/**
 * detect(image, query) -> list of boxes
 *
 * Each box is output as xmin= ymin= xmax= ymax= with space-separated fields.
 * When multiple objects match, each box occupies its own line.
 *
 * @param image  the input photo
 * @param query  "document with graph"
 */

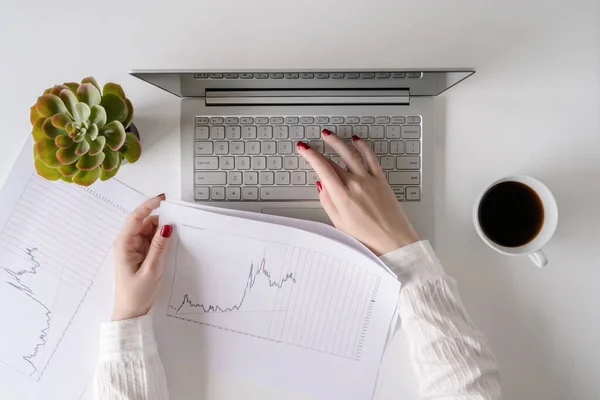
xmin=0 ymin=138 xmax=146 ymax=399
xmin=157 ymin=201 xmax=401 ymax=400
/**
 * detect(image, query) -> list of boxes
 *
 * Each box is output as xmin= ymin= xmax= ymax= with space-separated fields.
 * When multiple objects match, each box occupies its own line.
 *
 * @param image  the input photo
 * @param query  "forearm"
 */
xmin=93 ymin=315 xmax=169 ymax=400
xmin=381 ymin=241 xmax=501 ymax=399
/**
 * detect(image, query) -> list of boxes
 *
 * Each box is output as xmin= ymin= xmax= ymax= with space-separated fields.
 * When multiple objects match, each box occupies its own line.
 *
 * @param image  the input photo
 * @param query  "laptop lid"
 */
xmin=130 ymin=69 xmax=474 ymax=98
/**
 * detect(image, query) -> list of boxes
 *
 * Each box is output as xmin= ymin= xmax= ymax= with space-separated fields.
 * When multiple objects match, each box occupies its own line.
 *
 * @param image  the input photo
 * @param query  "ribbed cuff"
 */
xmin=379 ymin=240 xmax=445 ymax=286
xmin=99 ymin=314 xmax=158 ymax=358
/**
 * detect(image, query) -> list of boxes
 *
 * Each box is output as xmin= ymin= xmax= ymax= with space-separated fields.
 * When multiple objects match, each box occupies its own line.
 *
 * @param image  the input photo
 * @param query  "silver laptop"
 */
xmin=130 ymin=69 xmax=474 ymax=238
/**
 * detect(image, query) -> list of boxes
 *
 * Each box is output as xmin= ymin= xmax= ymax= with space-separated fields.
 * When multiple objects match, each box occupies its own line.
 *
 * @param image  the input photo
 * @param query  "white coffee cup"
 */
xmin=473 ymin=175 xmax=558 ymax=267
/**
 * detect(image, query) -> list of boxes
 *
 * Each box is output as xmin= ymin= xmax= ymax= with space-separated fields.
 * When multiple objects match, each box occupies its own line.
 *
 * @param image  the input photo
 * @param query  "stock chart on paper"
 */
xmin=167 ymin=225 xmax=380 ymax=360
xmin=0 ymin=175 xmax=127 ymax=381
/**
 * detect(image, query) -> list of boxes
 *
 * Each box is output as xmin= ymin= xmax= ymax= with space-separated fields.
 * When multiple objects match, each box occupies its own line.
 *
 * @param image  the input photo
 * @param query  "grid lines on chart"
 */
xmin=167 ymin=225 xmax=380 ymax=361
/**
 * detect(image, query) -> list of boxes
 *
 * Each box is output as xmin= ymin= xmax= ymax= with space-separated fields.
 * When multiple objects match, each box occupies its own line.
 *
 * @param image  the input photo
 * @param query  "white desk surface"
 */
xmin=1 ymin=0 xmax=599 ymax=399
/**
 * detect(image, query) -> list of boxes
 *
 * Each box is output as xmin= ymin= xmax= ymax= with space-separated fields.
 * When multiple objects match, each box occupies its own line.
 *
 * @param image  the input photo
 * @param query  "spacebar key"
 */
xmin=260 ymin=187 xmax=320 ymax=200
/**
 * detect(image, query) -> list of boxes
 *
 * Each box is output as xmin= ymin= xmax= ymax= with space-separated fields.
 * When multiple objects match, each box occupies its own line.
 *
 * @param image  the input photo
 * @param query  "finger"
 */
xmin=140 ymin=215 xmax=159 ymax=238
xmin=296 ymin=141 xmax=346 ymax=194
xmin=351 ymin=135 xmax=384 ymax=178
xmin=321 ymin=129 xmax=365 ymax=175
xmin=122 ymin=194 xmax=165 ymax=236
xmin=316 ymin=181 xmax=343 ymax=228
xmin=140 ymin=224 xmax=173 ymax=275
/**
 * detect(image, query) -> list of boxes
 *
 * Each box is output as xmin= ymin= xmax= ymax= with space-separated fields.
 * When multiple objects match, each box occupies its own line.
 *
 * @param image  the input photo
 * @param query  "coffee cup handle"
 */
xmin=529 ymin=250 xmax=548 ymax=268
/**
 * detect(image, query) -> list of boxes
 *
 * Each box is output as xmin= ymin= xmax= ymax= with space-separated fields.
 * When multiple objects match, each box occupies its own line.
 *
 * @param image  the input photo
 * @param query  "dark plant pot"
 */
xmin=126 ymin=122 xmax=140 ymax=140
xmin=122 ymin=123 xmax=140 ymax=165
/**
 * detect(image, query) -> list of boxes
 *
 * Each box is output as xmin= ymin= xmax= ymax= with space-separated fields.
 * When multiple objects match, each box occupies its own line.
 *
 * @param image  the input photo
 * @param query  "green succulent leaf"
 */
xmin=35 ymin=138 xmax=61 ymax=167
xmin=123 ymin=98 xmax=134 ymax=129
xmin=72 ymin=102 xmax=91 ymax=123
xmin=89 ymin=136 xmax=106 ymax=156
xmin=60 ymin=175 xmax=74 ymax=183
xmin=73 ymin=167 xmax=101 ymax=186
xmin=100 ymin=93 xmax=127 ymax=123
xmin=35 ymin=94 xmax=68 ymax=118
xmin=55 ymin=134 xmax=75 ymax=149
xmin=65 ymin=122 xmax=74 ymax=134
xmin=76 ymin=152 xmax=105 ymax=171
xmin=75 ymin=139 xmax=90 ymax=155
xmin=43 ymin=87 xmax=53 ymax=95
xmin=101 ymin=149 xmax=119 ymax=171
xmin=120 ymin=132 xmax=142 ymax=163
xmin=51 ymin=113 xmax=72 ymax=129
xmin=100 ymin=156 xmax=121 ymax=181
xmin=63 ymin=82 xmax=80 ymax=93
xmin=100 ymin=120 xmax=126 ymax=150
xmin=56 ymin=146 xmax=78 ymax=165
xmin=81 ymin=77 xmax=101 ymax=92
xmin=87 ymin=124 xmax=99 ymax=141
xmin=102 ymin=82 xmax=126 ymax=99
xmin=77 ymin=83 xmax=101 ymax=107
xmin=42 ymin=117 xmax=66 ymax=139
xmin=50 ymin=85 xmax=70 ymax=96
xmin=58 ymin=163 xmax=78 ymax=177
xmin=59 ymin=89 xmax=78 ymax=117
xmin=30 ymin=105 xmax=42 ymax=125
xmin=31 ymin=117 xmax=46 ymax=142
xmin=90 ymin=105 xmax=107 ymax=127
xmin=34 ymin=157 xmax=61 ymax=181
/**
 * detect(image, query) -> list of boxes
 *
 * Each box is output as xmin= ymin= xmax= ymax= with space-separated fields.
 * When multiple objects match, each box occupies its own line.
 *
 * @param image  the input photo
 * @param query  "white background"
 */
xmin=1 ymin=0 xmax=599 ymax=399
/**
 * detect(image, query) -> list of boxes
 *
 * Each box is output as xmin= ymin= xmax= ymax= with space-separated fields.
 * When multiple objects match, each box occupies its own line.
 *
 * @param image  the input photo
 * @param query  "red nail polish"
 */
xmin=296 ymin=141 xmax=310 ymax=150
xmin=322 ymin=129 xmax=332 ymax=136
xmin=351 ymin=135 xmax=361 ymax=141
xmin=316 ymin=181 xmax=323 ymax=192
xmin=160 ymin=225 xmax=173 ymax=238
xmin=156 ymin=193 xmax=165 ymax=198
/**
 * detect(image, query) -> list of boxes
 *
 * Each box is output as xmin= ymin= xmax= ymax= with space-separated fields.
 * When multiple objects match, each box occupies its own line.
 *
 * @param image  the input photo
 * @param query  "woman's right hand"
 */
xmin=297 ymin=130 xmax=420 ymax=256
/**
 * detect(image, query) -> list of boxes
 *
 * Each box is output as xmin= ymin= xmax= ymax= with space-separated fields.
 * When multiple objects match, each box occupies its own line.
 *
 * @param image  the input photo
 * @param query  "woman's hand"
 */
xmin=297 ymin=130 xmax=420 ymax=256
xmin=111 ymin=194 xmax=173 ymax=321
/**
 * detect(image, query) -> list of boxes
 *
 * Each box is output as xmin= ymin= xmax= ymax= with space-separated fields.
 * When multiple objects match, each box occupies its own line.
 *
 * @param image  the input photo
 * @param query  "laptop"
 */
xmin=130 ymin=69 xmax=474 ymax=238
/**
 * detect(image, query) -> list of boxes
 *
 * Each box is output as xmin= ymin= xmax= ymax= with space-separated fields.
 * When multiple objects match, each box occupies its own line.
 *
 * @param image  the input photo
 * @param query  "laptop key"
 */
xmin=330 ymin=116 xmax=344 ymax=124
xmin=243 ymin=171 xmax=258 ymax=185
xmin=221 ymin=156 xmax=235 ymax=170
xmin=307 ymin=171 xmax=319 ymax=185
xmin=274 ymin=125 xmax=289 ymax=139
xmin=210 ymin=126 xmax=225 ymax=139
xmin=240 ymin=117 xmax=254 ymax=124
xmin=369 ymin=125 xmax=384 ymax=139
xmin=251 ymin=156 xmax=266 ymax=170
xmin=195 ymin=157 xmax=219 ymax=170
xmin=285 ymin=117 xmax=299 ymax=124
xmin=195 ymin=117 xmax=209 ymax=125
xmin=257 ymin=126 xmax=273 ymax=139
xmin=353 ymin=126 xmax=368 ymax=139
xmin=315 ymin=117 xmax=329 ymax=124
xmin=246 ymin=142 xmax=261 ymax=155
xmin=260 ymin=187 xmax=320 ymax=200
xmin=380 ymin=156 xmax=395 ymax=170
xmin=284 ymin=156 xmax=299 ymax=169
xmin=275 ymin=171 xmax=290 ymax=185
xmin=270 ymin=117 xmax=284 ymax=124
xmin=241 ymin=126 xmax=257 ymax=139
xmin=228 ymin=171 xmax=242 ymax=184
xmin=242 ymin=187 xmax=259 ymax=200
xmin=338 ymin=126 xmax=352 ymax=139
xmin=260 ymin=171 xmax=275 ymax=185
xmin=226 ymin=187 xmax=241 ymax=200
xmin=214 ymin=142 xmax=229 ymax=155
xmin=195 ymin=142 xmax=213 ymax=155
xmin=268 ymin=156 xmax=282 ymax=170
xmin=386 ymin=126 xmax=401 ymax=139
xmin=306 ymin=126 xmax=320 ymax=139
xmin=262 ymin=141 xmax=277 ymax=155
xmin=195 ymin=187 xmax=210 ymax=200
xmin=388 ymin=171 xmax=420 ymax=185
xmin=291 ymin=171 xmax=307 ymax=185
xmin=289 ymin=126 xmax=304 ymax=139
xmin=390 ymin=141 xmax=404 ymax=154
xmin=235 ymin=157 xmax=250 ymax=170
xmin=225 ymin=126 xmax=241 ymax=139
xmin=195 ymin=126 xmax=209 ymax=139
xmin=360 ymin=116 xmax=375 ymax=124
xmin=391 ymin=116 xmax=406 ymax=124
xmin=300 ymin=116 xmax=314 ymax=124
xmin=406 ymin=186 xmax=420 ymax=200
xmin=195 ymin=172 xmax=226 ymax=185
xmin=406 ymin=116 xmax=421 ymax=124
xmin=210 ymin=187 xmax=225 ymax=200
xmin=402 ymin=125 xmax=421 ymax=139
xmin=225 ymin=117 xmax=239 ymax=124
xmin=278 ymin=141 xmax=293 ymax=155
xmin=230 ymin=141 xmax=245 ymax=155
xmin=255 ymin=117 xmax=269 ymax=124
xmin=375 ymin=116 xmax=390 ymax=124
xmin=210 ymin=117 xmax=224 ymax=124
xmin=396 ymin=156 xmax=420 ymax=170
xmin=345 ymin=116 xmax=360 ymax=124
xmin=405 ymin=140 xmax=421 ymax=154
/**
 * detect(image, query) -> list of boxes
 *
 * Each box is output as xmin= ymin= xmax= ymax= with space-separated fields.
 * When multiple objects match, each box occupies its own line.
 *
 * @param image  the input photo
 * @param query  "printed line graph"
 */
xmin=0 ymin=174 xmax=129 ymax=381
xmin=171 ymin=256 xmax=296 ymax=314
xmin=167 ymin=226 xmax=379 ymax=360
xmin=4 ymin=248 xmax=51 ymax=376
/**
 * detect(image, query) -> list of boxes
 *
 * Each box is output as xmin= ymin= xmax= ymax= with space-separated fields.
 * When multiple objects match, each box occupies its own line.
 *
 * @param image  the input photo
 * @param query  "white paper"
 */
xmin=157 ymin=201 xmax=401 ymax=400
xmin=172 ymin=201 xmax=397 ymax=278
xmin=0 ymin=138 xmax=146 ymax=399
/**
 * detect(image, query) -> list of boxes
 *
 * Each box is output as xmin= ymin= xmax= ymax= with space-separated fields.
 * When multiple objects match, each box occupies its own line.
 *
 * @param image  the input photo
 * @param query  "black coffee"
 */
xmin=478 ymin=181 xmax=544 ymax=247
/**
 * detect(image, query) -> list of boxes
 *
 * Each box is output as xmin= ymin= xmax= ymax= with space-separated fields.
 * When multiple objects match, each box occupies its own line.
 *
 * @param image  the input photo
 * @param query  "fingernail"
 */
xmin=322 ymin=129 xmax=332 ymax=136
xmin=351 ymin=135 xmax=361 ymax=141
xmin=156 ymin=193 xmax=165 ymax=198
xmin=296 ymin=141 xmax=310 ymax=150
xmin=316 ymin=181 xmax=323 ymax=193
xmin=160 ymin=225 xmax=173 ymax=238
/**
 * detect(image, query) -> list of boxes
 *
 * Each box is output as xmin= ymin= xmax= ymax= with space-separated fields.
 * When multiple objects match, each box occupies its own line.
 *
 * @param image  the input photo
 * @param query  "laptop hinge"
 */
xmin=205 ymin=89 xmax=410 ymax=106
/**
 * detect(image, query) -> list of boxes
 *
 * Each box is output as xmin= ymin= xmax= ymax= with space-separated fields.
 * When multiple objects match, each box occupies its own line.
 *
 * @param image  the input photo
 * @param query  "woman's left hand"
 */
xmin=111 ymin=194 xmax=173 ymax=321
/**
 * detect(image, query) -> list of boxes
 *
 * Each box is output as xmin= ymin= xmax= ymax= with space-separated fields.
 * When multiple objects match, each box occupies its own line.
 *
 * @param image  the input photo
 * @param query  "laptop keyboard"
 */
xmin=193 ymin=116 xmax=422 ymax=202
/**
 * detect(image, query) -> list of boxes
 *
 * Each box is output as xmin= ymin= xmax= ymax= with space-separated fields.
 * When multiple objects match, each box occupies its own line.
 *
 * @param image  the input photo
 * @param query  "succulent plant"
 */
xmin=30 ymin=77 xmax=142 ymax=186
